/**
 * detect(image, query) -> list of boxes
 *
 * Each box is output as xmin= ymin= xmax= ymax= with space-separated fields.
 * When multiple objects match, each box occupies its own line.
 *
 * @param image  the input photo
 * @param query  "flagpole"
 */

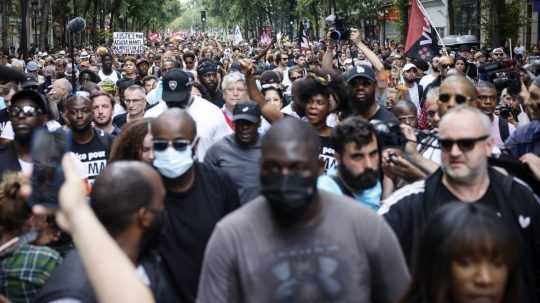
xmin=415 ymin=0 xmax=448 ymax=56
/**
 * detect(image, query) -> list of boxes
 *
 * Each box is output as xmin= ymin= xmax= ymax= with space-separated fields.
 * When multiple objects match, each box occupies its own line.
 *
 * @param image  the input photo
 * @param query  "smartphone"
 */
xmin=28 ymin=129 xmax=71 ymax=208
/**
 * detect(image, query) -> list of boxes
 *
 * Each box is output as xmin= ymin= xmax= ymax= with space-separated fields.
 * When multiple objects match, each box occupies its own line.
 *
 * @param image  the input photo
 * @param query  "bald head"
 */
xmin=262 ymin=117 xmax=320 ymax=161
xmin=438 ymin=75 xmax=477 ymax=117
xmin=91 ymin=161 xmax=165 ymax=236
xmin=441 ymin=75 xmax=477 ymax=100
xmin=440 ymin=105 xmax=491 ymax=136
xmin=152 ymin=108 xmax=197 ymax=140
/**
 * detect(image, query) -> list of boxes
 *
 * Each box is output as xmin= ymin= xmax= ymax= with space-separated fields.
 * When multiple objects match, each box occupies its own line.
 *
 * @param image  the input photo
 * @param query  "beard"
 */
xmin=338 ymin=164 xmax=379 ymax=192
xmin=350 ymin=96 xmax=375 ymax=114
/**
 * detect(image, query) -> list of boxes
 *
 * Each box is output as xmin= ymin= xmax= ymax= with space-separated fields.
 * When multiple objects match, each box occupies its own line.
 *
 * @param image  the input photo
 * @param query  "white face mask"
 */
xmin=0 ymin=96 xmax=5 ymax=110
xmin=153 ymin=146 xmax=194 ymax=179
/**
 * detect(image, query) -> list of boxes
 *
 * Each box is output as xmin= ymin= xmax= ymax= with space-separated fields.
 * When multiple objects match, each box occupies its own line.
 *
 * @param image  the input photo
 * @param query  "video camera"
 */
xmin=478 ymin=60 xmax=521 ymax=94
xmin=496 ymin=104 xmax=513 ymax=120
xmin=325 ymin=14 xmax=350 ymax=41
xmin=370 ymin=120 xmax=436 ymax=150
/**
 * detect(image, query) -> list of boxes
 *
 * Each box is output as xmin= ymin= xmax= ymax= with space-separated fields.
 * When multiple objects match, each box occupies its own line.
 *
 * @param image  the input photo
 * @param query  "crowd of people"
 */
xmin=0 ymin=27 xmax=539 ymax=303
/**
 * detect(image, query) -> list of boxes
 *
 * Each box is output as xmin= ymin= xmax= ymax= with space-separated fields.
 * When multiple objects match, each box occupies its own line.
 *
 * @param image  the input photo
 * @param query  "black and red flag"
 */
xmin=405 ymin=0 xmax=439 ymax=62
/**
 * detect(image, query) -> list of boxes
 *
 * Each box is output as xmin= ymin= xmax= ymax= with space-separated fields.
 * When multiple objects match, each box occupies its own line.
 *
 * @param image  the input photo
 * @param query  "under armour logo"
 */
xmin=519 ymin=215 xmax=531 ymax=229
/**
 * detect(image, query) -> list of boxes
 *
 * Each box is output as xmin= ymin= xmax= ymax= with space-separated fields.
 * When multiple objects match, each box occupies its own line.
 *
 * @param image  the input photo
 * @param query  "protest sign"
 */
xmin=112 ymin=32 xmax=145 ymax=54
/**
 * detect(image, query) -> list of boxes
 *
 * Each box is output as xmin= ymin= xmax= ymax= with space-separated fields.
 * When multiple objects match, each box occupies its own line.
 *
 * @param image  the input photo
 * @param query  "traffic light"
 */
xmin=201 ymin=11 xmax=207 ymax=23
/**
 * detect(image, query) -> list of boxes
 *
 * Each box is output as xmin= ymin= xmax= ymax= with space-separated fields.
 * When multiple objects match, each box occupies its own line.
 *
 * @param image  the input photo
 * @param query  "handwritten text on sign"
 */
xmin=113 ymin=32 xmax=144 ymax=54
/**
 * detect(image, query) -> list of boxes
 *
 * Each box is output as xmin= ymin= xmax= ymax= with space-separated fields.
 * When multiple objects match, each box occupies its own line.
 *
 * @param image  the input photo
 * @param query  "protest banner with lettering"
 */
xmin=112 ymin=32 xmax=145 ymax=55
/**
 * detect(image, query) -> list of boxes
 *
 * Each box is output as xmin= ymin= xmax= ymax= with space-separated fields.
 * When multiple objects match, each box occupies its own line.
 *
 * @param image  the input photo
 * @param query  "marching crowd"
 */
xmin=0 ymin=28 xmax=540 ymax=303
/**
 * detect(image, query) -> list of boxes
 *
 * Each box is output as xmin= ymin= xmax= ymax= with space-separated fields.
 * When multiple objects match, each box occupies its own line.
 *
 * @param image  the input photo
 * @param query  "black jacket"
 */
xmin=34 ymin=250 xmax=179 ymax=303
xmin=380 ymin=168 xmax=540 ymax=303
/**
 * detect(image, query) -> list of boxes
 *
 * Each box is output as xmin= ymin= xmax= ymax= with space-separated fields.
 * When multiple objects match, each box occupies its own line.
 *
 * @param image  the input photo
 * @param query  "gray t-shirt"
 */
xmin=204 ymin=134 xmax=261 ymax=204
xmin=197 ymin=190 xmax=410 ymax=303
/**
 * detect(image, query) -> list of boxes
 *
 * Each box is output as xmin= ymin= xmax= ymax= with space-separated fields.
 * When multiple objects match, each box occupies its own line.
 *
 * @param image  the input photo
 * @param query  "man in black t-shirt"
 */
xmin=65 ymin=95 xmax=113 ymax=184
xmin=151 ymin=108 xmax=240 ymax=302
xmin=344 ymin=65 xmax=398 ymax=123
xmin=380 ymin=106 xmax=540 ymax=303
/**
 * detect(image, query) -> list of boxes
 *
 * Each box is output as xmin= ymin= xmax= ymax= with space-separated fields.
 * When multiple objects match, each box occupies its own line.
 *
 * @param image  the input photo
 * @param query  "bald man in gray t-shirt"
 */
xmin=197 ymin=190 xmax=410 ymax=303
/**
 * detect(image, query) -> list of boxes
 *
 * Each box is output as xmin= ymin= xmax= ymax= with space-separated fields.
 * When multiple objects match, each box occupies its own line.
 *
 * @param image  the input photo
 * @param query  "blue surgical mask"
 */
xmin=0 ymin=96 xmax=5 ymax=110
xmin=153 ymin=146 xmax=194 ymax=179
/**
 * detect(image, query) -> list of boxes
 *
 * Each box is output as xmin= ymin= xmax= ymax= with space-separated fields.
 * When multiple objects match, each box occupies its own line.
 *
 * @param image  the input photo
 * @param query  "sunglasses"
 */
xmin=9 ymin=105 xmax=44 ymax=118
xmin=439 ymin=135 xmax=489 ymax=152
xmin=439 ymin=93 xmax=469 ymax=104
xmin=153 ymin=139 xmax=191 ymax=152
xmin=440 ymin=64 xmax=454 ymax=69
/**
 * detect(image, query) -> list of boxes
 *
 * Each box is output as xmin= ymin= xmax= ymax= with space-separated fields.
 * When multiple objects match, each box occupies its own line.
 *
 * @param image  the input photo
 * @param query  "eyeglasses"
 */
xmin=440 ymin=64 xmax=454 ymax=69
xmin=9 ymin=105 xmax=44 ymax=118
xmin=439 ymin=93 xmax=470 ymax=105
xmin=439 ymin=135 xmax=489 ymax=152
xmin=153 ymin=139 xmax=191 ymax=152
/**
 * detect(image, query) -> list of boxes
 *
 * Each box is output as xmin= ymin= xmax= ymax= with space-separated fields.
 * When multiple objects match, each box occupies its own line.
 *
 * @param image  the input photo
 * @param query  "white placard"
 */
xmin=112 ymin=32 xmax=145 ymax=55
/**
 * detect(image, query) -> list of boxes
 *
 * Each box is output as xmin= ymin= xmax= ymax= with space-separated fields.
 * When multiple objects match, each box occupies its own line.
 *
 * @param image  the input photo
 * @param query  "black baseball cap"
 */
xmin=344 ymin=65 xmax=376 ymax=83
xmin=232 ymin=101 xmax=261 ymax=123
xmin=162 ymin=68 xmax=193 ymax=103
xmin=11 ymin=90 xmax=49 ymax=115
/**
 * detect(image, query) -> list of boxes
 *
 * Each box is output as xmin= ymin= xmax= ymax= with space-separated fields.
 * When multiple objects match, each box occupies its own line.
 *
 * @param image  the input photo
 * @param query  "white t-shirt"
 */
xmin=407 ymin=82 xmax=421 ymax=115
xmin=98 ymin=69 xmax=120 ymax=83
xmin=145 ymin=96 xmax=233 ymax=161
xmin=419 ymin=74 xmax=437 ymax=89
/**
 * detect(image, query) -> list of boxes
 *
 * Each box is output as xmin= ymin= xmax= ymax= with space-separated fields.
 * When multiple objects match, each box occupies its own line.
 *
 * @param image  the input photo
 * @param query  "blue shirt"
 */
xmin=317 ymin=174 xmax=382 ymax=211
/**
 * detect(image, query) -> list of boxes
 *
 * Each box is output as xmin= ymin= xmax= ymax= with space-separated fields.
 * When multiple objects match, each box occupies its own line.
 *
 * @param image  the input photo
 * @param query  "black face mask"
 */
xmin=260 ymin=172 xmax=317 ymax=222
xmin=338 ymin=164 xmax=379 ymax=192
xmin=139 ymin=212 xmax=163 ymax=257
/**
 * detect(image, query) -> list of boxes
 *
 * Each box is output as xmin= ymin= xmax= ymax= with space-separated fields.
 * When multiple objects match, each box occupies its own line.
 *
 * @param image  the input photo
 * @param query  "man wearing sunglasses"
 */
xmin=422 ymin=56 xmax=454 ymax=105
xmin=151 ymin=108 xmax=240 ymax=302
xmin=380 ymin=106 xmax=540 ymax=303
xmin=0 ymin=90 xmax=49 ymax=176
xmin=491 ymin=48 xmax=506 ymax=62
